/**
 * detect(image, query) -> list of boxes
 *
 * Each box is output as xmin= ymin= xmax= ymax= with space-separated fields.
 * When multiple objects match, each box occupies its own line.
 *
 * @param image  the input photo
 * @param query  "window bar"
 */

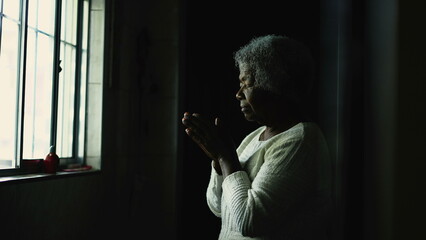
xmin=50 ymin=0 xmax=63 ymax=149
xmin=16 ymin=0 xmax=30 ymax=167
xmin=72 ymin=0 xmax=84 ymax=161
xmin=0 ymin=0 xmax=4 ymax=55
xmin=30 ymin=0 xmax=40 ymax=157
xmin=81 ymin=0 xmax=92 ymax=163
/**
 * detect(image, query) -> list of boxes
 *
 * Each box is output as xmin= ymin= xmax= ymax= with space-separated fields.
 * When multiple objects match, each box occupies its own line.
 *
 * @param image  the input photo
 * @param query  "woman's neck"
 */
xmin=258 ymin=97 xmax=312 ymax=141
xmin=260 ymin=115 xmax=301 ymax=141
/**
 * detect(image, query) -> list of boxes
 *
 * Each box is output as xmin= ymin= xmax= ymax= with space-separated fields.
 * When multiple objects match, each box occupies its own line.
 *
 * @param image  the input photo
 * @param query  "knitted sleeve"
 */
xmin=206 ymin=161 xmax=224 ymax=218
xmin=221 ymin=136 xmax=315 ymax=237
xmin=206 ymin=126 xmax=264 ymax=218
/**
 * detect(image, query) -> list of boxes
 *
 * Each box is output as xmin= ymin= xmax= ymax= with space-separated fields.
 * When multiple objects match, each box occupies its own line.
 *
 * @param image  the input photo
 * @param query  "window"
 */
xmin=0 ymin=0 xmax=104 ymax=175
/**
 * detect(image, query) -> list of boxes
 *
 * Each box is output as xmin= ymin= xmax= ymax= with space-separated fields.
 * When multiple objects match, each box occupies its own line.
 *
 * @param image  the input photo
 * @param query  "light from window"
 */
xmin=0 ymin=0 xmax=91 ymax=171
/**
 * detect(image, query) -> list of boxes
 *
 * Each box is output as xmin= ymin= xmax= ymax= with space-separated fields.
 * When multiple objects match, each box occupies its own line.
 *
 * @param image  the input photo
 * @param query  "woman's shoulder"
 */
xmin=266 ymin=122 xmax=325 ymax=147
xmin=238 ymin=122 xmax=326 ymax=152
xmin=261 ymin=122 xmax=329 ymax=166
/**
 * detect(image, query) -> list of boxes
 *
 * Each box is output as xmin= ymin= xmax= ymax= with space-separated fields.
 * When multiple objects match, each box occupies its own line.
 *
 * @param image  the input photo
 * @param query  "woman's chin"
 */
xmin=243 ymin=113 xmax=256 ymax=122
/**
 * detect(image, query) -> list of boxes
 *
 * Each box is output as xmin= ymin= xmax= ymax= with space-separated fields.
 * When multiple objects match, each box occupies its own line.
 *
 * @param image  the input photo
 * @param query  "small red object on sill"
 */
xmin=44 ymin=145 xmax=60 ymax=174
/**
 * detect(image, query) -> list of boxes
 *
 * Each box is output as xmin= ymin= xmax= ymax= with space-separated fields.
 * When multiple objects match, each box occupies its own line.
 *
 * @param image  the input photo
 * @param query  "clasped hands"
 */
xmin=181 ymin=112 xmax=241 ymax=177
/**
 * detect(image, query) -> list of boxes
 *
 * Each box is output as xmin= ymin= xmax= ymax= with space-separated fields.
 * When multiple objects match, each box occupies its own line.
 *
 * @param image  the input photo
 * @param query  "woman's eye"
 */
xmin=245 ymin=82 xmax=254 ymax=88
xmin=240 ymin=82 xmax=253 ymax=88
xmin=239 ymin=81 xmax=254 ymax=89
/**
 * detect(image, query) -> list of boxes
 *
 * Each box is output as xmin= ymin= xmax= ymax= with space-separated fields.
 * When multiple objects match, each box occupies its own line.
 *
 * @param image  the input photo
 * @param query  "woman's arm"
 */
xmin=222 ymin=138 xmax=316 ymax=237
xmin=206 ymin=161 xmax=224 ymax=217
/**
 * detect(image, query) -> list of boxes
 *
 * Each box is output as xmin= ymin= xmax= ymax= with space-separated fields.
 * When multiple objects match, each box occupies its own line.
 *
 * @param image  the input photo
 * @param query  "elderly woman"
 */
xmin=181 ymin=34 xmax=332 ymax=240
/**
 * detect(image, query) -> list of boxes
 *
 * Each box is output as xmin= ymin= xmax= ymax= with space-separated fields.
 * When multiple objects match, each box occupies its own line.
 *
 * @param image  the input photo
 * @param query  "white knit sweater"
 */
xmin=206 ymin=122 xmax=332 ymax=240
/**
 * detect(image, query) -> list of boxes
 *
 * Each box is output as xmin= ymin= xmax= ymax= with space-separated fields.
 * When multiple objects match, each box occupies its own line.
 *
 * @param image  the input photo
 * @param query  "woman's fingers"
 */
xmin=185 ymin=127 xmax=202 ymax=144
xmin=182 ymin=112 xmax=220 ymax=138
xmin=182 ymin=113 xmax=200 ymax=134
xmin=185 ymin=125 xmax=216 ymax=160
xmin=188 ymin=127 xmax=210 ymax=151
xmin=182 ymin=112 xmax=215 ymax=138
xmin=215 ymin=117 xmax=221 ymax=127
xmin=181 ymin=112 xmax=235 ymax=162
xmin=182 ymin=113 xmax=206 ymax=141
xmin=191 ymin=113 xmax=213 ymax=131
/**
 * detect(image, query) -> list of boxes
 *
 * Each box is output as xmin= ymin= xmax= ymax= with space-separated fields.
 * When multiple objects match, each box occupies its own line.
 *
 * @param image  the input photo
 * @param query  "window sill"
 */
xmin=0 ymin=168 xmax=100 ymax=184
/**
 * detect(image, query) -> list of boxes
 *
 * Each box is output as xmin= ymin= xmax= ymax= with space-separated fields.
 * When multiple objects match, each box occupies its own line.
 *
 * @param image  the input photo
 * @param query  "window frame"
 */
xmin=0 ymin=0 xmax=95 ymax=177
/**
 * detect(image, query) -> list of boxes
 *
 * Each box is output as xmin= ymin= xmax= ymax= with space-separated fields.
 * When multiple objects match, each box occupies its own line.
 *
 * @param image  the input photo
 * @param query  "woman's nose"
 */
xmin=235 ymin=87 xmax=244 ymax=100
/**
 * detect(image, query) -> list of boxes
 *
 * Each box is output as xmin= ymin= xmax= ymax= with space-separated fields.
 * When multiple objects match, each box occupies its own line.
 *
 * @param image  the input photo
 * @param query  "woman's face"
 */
xmin=236 ymin=68 xmax=271 ymax=124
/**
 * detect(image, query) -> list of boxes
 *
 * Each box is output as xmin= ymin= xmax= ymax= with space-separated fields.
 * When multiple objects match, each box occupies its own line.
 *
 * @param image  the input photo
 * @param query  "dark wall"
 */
xmin=179 ymin=1 xmax=322 ymax=239
xmin=394 ymin=0 xmax=426 ymax=239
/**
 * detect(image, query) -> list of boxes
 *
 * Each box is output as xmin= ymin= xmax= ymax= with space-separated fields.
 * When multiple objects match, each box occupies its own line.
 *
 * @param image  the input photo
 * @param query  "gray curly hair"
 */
xmin=233 ymin=34 xmax=315 ymax=102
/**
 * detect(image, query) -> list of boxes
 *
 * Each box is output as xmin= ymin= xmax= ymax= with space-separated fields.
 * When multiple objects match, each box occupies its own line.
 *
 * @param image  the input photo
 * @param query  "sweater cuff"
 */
xmin=222 ymin=171 xmax=251 ymax=205
xmin=210 ymin=161 xmax=224 ymax=190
